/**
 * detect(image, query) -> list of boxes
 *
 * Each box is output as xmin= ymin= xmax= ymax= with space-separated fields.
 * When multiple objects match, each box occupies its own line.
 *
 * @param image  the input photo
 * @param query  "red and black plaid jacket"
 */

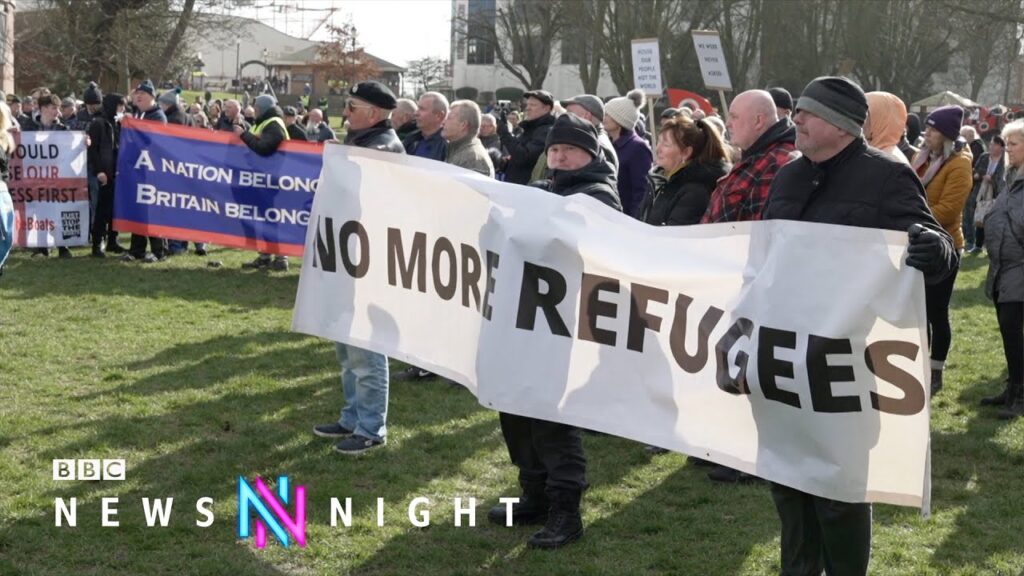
xmin=702 ymin=121 xmax=798 ymax=223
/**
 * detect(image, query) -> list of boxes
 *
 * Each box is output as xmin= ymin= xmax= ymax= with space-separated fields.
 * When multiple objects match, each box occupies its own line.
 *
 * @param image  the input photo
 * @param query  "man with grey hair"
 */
xmin=479 ymin=113 xmax=501 ymax=151
xmin=405 ymin=91 xmax=449 ymax=161
xmin=561 ymin=94 xmax=618 ymax=170
xmin=215 ymin=99 xmax=249 ymax=132
xmin=392 ymin=98 xmax=419 ymax=144
xmin=443 ymin=100 xmax=494 ymax=177
xmin=305 ymin=108 xmax=335 ymax=143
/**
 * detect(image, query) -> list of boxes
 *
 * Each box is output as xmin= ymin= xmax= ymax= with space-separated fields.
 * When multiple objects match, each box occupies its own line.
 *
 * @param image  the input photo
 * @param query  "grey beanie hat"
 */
xmin=254 ymin=94 xmax=277 ymax=116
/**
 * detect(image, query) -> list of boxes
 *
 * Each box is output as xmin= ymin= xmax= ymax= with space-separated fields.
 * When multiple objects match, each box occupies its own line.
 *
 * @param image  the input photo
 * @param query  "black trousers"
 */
xmin=129 ymin=234 xmax=166 ymax=258
xmin=498 ymin=412 xmax=587 ymax=499
xmin=995 ymin=297 xmax=1024 ymax=385
xmin=91 ymin=183 xmax=116 ymax=249
xmin=925 ymin=264 xmax=960 ymax=363
xmin=771 ymin=483 xmax=872 ymax=576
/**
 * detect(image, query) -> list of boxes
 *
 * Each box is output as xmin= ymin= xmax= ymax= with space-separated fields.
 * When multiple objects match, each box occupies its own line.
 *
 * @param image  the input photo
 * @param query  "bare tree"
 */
xmin=461 ymin=0 xmax=564 ymax=90
xmin=17 ymin=0 xmax=234 ymax=95
xmin=406 ymin=56 xmax=447 ymax=95
xmin=561 ymin=0 xmax=609 ymax=94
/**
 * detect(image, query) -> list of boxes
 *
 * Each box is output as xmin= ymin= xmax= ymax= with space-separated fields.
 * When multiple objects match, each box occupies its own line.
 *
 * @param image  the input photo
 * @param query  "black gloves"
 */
xmin=906 ymin=223 xmax=951 ymax=276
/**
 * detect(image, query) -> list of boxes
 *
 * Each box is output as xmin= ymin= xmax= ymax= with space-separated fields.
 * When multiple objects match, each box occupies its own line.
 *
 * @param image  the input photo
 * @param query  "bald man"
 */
xmin=701 ymin=90 xmax=799 ymax=225
xmin=697 ymin=90 xmax=800 ymax=484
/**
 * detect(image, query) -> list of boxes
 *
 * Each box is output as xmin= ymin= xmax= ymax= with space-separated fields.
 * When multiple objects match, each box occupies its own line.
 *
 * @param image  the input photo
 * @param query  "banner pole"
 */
xmin=717 ymin=90 xmax=729 ymax=117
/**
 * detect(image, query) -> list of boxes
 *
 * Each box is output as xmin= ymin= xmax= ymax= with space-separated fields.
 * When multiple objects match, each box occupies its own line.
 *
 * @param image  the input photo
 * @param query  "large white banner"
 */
xmin=9 ymin=131 xmax=89 ymax=247
xmin=292 ymin=146 xmax=931 ymax=508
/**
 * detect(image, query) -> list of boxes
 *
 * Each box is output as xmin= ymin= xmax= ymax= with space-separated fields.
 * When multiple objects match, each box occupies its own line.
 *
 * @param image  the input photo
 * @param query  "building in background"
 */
xmin=194 ymin=15 xmax=403 ymax=97
xmin=450 ymin=0 xmax=618 ymax=104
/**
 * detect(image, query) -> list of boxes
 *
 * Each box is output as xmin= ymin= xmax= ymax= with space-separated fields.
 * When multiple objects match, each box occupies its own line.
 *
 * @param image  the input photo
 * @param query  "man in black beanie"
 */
xmin=768 ymin=86 xmax=793 ymax=119
xmin=488 ymin=114 xmax=620 ymax=551
xmin=760 ymin=76 xmax=957 ymax=575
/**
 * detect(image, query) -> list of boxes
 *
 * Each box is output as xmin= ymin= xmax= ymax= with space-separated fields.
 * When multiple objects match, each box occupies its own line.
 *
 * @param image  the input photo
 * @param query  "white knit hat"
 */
xmin=605 ymin=97 xmax=639 ymax=130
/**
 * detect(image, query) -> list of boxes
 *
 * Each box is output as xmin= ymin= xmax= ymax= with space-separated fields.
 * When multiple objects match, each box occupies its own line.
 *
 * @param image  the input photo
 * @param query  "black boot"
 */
xmin=997 ymin=382 xmax=1024 ymax=420
xmin=527 ymin=492 xmax=582 ymax=549
xmin=488 ymin=489 xmax=548 ymax=526
xmin=930 ymin=369 xmax=943 ymax=396
xmin=979 ymin=380 xmax=1011 ymax=407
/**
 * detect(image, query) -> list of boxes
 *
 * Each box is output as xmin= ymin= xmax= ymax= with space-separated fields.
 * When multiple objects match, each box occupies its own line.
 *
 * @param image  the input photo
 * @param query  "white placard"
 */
xmin=631 ymin=38 xmax=663 ymax=95
xmin=692 ymin=30 xmax=733 ymax=91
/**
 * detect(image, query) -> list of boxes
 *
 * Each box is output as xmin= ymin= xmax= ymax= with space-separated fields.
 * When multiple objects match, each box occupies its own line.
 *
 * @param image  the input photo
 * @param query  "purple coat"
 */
xmin=613 ymin=130 xmax=654 ymax=217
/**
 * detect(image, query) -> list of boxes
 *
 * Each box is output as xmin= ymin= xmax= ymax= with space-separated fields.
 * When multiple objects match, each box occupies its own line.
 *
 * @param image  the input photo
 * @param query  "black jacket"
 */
xmin=499 ymin=113 xmax=555 ymax=185
xmin=764 ymin=138 xmax=957 ymax=284
xmin=395 ymin=121 xmax=419 ymax=144
xmin=134 ymin=105 xmax=167 ymax=124
xmin=534 ymin=156 xmax=622 ymax=211
xmin=641 ymin=160 xmax=729 ymax=226
xmin=164 ymin=103 xmax=193 ymax=127
xmin=344 ymin=119 xmax=405 ymax=154
xmin=215 ymin=113 xmax=250 ymax=133
xmin=87 ymin=94 xmax=124 ymax=182
xmin=286 ymin=123 xmax=309 ymax=141
xmin=240 ymin=107 xmax=287 ymax=157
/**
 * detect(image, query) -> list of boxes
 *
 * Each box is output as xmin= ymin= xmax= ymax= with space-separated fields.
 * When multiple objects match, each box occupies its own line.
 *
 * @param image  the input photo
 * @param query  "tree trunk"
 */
xmin=150 ymin=0 xmax=196 ymax=84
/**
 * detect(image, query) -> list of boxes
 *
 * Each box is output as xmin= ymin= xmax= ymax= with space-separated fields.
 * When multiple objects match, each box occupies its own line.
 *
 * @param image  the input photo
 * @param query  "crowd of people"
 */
xmin=0 ymin=72 xmax=1020 ymax=571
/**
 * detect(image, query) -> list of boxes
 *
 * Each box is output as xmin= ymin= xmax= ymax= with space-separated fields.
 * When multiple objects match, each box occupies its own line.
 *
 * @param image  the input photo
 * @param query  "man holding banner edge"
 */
xmin=762 ymin=76 xmax=955 ymax=576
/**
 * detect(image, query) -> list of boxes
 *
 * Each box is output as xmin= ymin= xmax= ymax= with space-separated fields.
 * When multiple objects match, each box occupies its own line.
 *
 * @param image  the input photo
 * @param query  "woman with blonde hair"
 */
xmin=0 ymin=101 xmax=16 ymax=274
xmin=911 ymin=105 xmax=973 ymax=395
xmin=978 ymin=119 xmax=1024 ymax=418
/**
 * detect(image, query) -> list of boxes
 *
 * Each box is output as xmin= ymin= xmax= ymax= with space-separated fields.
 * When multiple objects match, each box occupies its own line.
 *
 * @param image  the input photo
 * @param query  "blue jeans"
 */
xmin=335 ymin=343 xmax=389 ymax=441
xmin=168 ymin=240 xmax=206 ymax=253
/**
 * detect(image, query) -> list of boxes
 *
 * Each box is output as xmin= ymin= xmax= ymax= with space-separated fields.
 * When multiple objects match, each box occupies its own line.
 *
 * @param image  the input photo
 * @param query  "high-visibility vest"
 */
xmin=252 ymin=116 xmax=289 ymax=139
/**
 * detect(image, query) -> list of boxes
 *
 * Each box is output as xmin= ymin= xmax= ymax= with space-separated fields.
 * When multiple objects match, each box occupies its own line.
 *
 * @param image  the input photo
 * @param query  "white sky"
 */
xmin=229 ymin=0 xmax=453 ymax=67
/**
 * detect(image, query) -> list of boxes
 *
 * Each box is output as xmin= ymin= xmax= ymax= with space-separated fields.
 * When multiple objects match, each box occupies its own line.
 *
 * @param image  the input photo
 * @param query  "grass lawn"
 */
xmin=0 ymin=246 xmax=1020 ymax=575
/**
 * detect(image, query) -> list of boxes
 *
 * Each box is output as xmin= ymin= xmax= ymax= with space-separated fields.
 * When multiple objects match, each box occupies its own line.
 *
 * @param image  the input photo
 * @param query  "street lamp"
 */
xmin=235 ymin=40 xmax=241 ymax=97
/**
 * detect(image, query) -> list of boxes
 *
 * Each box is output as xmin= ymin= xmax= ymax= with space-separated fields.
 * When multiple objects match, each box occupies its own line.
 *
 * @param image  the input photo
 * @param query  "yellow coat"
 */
xmin=921 ymin=149 xmax=973 ymax=250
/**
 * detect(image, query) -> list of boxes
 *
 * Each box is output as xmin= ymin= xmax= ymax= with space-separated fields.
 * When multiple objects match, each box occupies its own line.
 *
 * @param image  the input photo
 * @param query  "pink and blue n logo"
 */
xmin=237 ymin=475 xmax=307 ymax=548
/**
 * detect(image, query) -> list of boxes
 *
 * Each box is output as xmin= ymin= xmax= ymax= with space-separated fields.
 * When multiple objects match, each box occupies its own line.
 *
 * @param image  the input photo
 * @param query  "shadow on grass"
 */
xmin=0 ymin=327 xmax=512 ymax=575
xmin=926 ymin=383 xmax=1024 ymax=572
xmin=0 ymin=249 xmax=299 ymax=310
xmin=354 ymin=435 xmax=779 ymax=576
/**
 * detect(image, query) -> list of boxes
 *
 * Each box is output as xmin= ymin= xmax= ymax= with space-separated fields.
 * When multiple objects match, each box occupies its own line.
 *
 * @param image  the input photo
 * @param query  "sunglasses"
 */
xmin=345 ymin=100 xmax=373 ymax=112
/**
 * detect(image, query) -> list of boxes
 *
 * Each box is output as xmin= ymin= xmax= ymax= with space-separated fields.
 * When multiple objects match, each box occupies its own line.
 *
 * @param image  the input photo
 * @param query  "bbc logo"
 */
xmin=53 ymin=459 xmax=126 ymax=481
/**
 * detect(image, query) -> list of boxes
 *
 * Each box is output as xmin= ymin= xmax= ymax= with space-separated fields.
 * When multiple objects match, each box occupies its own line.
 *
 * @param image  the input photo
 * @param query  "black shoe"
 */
xmin=58 ymin=247 xmax=73 ymax=259
xmin=997 ymin=398 xmax=1024 ymax=420
xmin=333 ymin=435 xmax=385 ymax=455
xmin=242 ymin=256 xmax=271 ymax=270
xmin=393 ymin=366 xmax=435 ymax=382
xmin=105 ymin=242 xmax=126 ymax=254
xmin=980 ymin=381 xmax=1011 ymax=407
xmin=644 ymin=445 xmax=670 ymax=455
xmin=487 ymin=494 xmax=549 ymax=526
xmin=91 ymin=247 xmax=106 ymax=258
xmin=313 ymin=422 xmax=354 ymax=438
xmin=997 ymin=384 xmax=1024 ymax=420
xmin=270 ymin=257 xmax=289 ymax=271
xmin=931 ymin=369 xmax=943 ymax=397
xmin=708 ymin=465 xmax=761 ymax=484
xmin=527 ymin=500 xmax=583 ymax=549
xmin=194 ymin=248 xmax=208 ymax=256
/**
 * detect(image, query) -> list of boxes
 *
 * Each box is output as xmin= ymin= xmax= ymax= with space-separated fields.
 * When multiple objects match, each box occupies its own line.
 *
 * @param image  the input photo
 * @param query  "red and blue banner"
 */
xmin=114 ymin=118 xmax=324 ymax=256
